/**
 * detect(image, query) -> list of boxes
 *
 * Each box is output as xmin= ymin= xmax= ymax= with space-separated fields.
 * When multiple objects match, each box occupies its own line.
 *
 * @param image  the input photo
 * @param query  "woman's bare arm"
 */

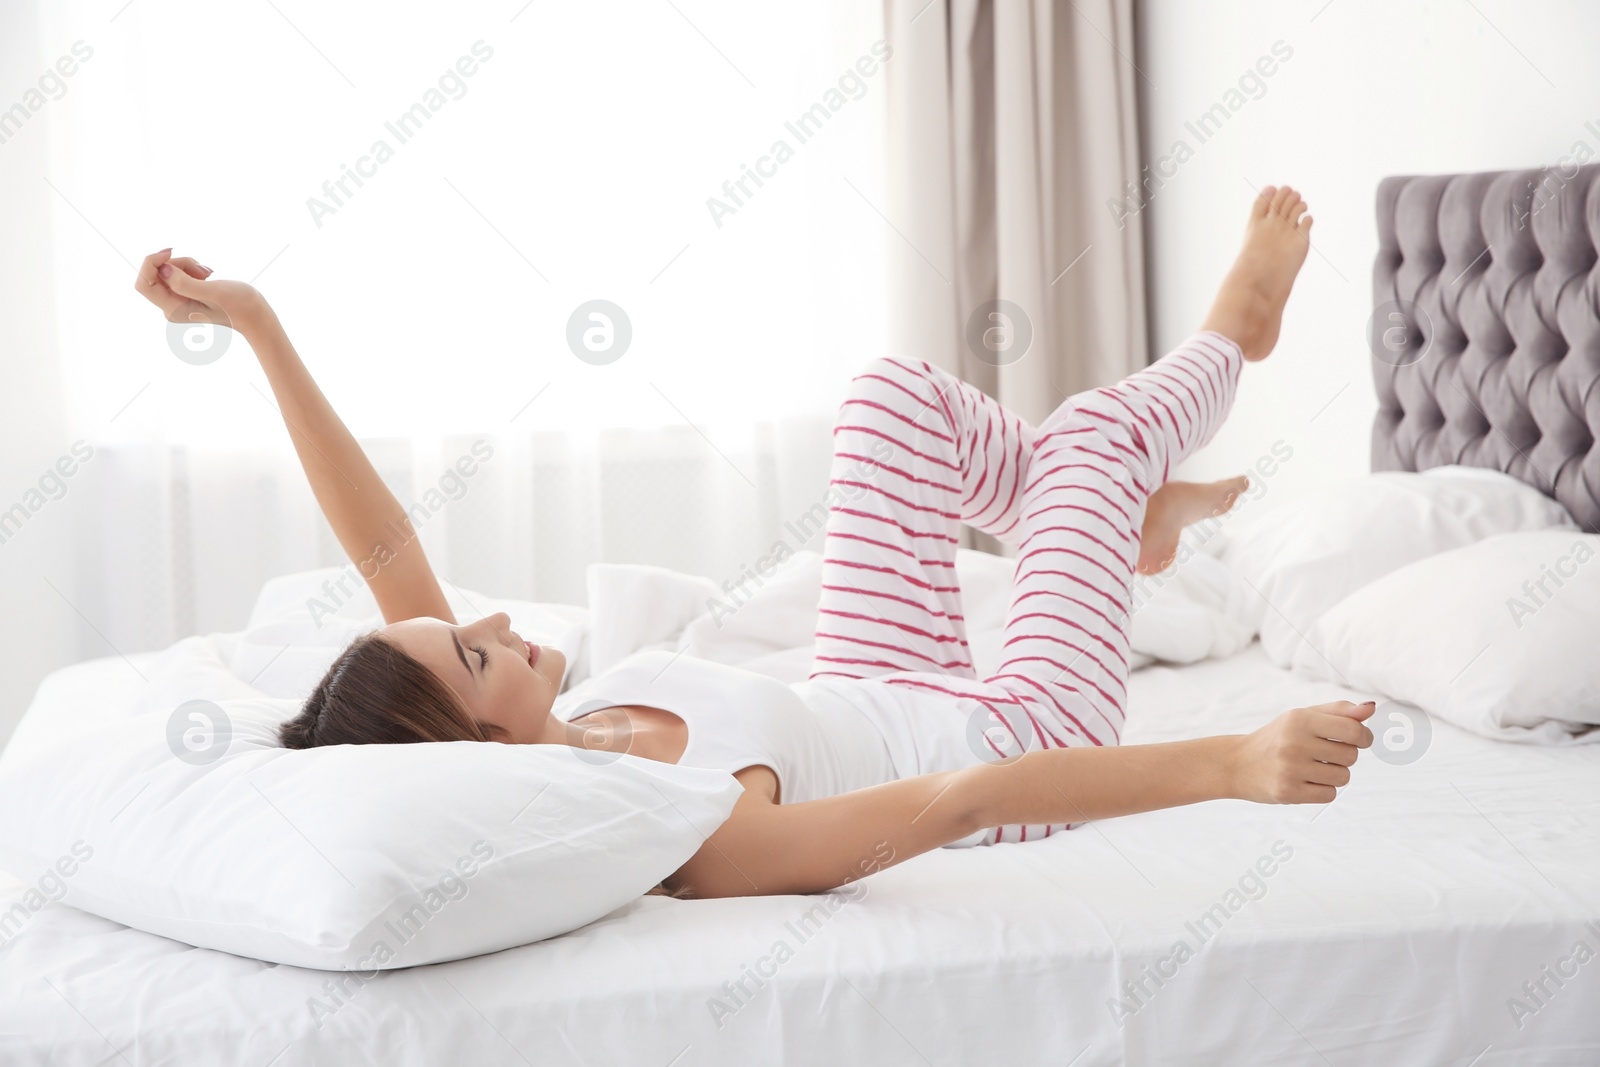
xmin=670 ymin=700 xmax=1374 ymax=898
xmin=135 ymin=250 xmax=454 ymax=625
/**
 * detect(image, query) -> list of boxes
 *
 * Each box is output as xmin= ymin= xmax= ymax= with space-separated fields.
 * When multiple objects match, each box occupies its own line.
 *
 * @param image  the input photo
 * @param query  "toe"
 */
xmin=1254 ymin=187 xmax=1277 ymax=216
xmin=1298 ymin=214 xmax=1314 ymax=235
xmin=1271 ymin=186 xmax=1297 ymax=216
xmin=1137 ymin=551 xmax=1174 ymax=577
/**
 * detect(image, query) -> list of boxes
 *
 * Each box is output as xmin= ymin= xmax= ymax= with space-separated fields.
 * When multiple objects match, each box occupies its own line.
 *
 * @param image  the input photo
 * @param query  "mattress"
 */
xmin=3 ymin=643 xmax=1597 ymax=1066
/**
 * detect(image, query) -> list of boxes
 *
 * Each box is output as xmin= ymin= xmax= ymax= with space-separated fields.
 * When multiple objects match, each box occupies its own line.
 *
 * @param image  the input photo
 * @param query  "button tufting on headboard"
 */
xmin=1372 ymin=165 xmax=1600 ymax=532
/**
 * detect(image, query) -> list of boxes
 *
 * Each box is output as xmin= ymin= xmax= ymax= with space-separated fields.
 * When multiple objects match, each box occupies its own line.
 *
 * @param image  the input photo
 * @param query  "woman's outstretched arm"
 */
xmin=134 ymin=249 xmax=454 ymax=625
xmin=669 ymin=700 xmax=1374 ymax=898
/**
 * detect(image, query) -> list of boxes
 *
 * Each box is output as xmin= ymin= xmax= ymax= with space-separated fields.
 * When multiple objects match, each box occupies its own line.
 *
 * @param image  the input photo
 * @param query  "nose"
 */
xmin=479 ymin=613 xmax=512 ymax=642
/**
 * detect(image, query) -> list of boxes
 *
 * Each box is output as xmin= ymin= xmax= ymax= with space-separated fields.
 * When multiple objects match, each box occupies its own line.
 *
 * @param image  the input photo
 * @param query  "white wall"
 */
xmin=1137 ymin=0 xmax=1599 ymax=498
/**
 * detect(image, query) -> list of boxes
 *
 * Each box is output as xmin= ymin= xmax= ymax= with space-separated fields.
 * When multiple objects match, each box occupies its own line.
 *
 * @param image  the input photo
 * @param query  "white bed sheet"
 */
xmin=3 ymin=645 xmax=1598 ymax=1066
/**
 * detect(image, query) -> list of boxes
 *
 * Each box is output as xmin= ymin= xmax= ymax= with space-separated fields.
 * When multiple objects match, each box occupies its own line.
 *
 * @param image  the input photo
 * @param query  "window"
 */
xmin=43 ymin=0 xmax=890 ymax=443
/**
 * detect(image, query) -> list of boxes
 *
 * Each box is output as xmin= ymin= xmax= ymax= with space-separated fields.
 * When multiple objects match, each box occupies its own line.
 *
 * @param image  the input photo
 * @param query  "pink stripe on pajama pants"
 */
xmin=808 ymin=332 xmax=1243 ymax=843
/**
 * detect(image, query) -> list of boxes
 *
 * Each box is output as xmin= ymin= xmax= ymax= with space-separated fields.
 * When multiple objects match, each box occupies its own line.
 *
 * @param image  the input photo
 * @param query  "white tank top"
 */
xmin=552 ymin=651 xmax=897 ymax=805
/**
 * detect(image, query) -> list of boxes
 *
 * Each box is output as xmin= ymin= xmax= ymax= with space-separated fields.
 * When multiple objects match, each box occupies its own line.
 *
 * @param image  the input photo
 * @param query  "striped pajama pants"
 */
xmin=807 ymin=332 xmax=1243 ymax=843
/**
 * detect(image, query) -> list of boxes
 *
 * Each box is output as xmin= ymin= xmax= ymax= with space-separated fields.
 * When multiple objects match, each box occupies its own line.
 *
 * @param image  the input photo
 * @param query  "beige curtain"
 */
xmin=882 ymin=0 xmax=1147 ymax=434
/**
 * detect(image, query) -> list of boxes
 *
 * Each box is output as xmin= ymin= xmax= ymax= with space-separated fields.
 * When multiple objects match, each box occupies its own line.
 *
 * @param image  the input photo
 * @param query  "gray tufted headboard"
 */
xmin=1371 ymin=165 xmax=1600 ymax=532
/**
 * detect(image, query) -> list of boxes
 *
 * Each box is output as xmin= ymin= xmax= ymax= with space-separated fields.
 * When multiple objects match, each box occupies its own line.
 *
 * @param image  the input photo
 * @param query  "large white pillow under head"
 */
xmin=0 ymin=635 xmax=740 ymax=970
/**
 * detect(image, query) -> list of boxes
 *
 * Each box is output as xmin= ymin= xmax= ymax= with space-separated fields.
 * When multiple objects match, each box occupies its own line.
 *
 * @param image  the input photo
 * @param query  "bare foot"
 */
xmin=1200 ymin=186 xmax=1313 ymax=361
xmin=1137 ymin=475 xmax=1250 ymax=575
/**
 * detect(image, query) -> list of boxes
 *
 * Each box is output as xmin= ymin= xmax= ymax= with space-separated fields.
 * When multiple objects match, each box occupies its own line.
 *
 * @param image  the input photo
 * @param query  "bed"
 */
xmin=4 ymin=640 xmax=1599 ymax=1065
xmin=3 ymin=167 xmax=1600 ymax=1065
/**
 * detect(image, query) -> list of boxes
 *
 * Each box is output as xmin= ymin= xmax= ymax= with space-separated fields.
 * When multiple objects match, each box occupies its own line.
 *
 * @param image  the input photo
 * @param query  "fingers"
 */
xmin=1258 ymin=701 xmax=1377 ymax=804
xmin=1345 ymin=700 xmax=1377 ymax=724
xmin=135 ymin=247 xmax=172 ymax=290
xmin=1317 ymin=699 xmax=1377 ymax=722
xmin=1297 ymin=783 xmax=1337 ymax=804
xmin=157 ymin=259 xmax=210 ymax=299
xmin=168 ymin=256 xmax=213 ymax=280
xmin=135 ymin=248 xmax=191 ymax=316
xmin=1311 ymin=737 xmax=1359 ymax=767
xmin=136 ymin=249 xmax=214 ymax=316
xmin=1304 ymin=759 xmax=1351 ymax=788
xmin=135 ymin=247 xmax=173 ymax=291
xmin=1311 ymin=713 xmax=1373 ymax=751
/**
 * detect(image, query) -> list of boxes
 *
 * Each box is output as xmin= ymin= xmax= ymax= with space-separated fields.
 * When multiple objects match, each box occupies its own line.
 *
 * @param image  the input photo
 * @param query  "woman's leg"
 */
xmin=809 ymin=185 xmax=1310 ymax=844
xmin=804 ymin=334 xmax=1244 ymax=843
xmin=807 ymin=337 xmax=1241 ymax=743
xmin=840 ymin=334 xmax=1244 ymax=845
xmin=807 ymin=356 xmax=1036 ymax=681
xmin=983 ymin=332 xmax=1243 ymax=751
xmin=973 ymin=183 xmax=1316 ymax=759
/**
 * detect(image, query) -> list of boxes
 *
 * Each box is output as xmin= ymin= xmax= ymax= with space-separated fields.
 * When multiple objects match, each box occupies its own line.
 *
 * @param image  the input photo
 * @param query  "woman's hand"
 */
xmin=134 ymin=248 xmax=271 ymax=336
xmin=1229 ymin=700 xmax=1375 ymax=804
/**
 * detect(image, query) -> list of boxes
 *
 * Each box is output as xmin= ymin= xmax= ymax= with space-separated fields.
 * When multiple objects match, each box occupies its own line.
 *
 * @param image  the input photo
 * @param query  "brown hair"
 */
xmin=280 ymin=631 xmax=686 ymax=898
xmin=279 ymin=632 xmax=486 ymax=748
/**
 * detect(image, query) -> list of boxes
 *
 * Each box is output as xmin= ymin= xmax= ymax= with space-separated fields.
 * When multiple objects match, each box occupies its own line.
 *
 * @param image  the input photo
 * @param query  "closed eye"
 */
xmin=472 ymin=645 xmax=489 ymax=670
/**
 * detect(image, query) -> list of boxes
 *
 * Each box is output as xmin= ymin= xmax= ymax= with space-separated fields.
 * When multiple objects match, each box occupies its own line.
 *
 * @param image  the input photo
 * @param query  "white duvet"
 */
xmin=4 ymin=643 xmax=1598 ymax=1066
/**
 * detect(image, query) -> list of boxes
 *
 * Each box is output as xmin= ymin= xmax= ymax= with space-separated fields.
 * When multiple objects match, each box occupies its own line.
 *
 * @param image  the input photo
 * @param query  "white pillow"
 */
xmin=1293 ymin=530 xmax=1600 ymax=744
xmin=1129 ymin=553 xmax=1255 ymax=665
xmin=1218 ymin=467 xmax=1574 ymax=665
xmin=586 ymin=549 xmax=1024 ymax=680
xmin=230 ymin=567 xmax=590 ymax=699
xmin=0 ymin=635 xmax=741 ymax=970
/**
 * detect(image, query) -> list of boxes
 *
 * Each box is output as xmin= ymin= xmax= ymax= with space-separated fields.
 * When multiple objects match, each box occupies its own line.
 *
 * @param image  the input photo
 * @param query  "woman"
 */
xmin=136 ymin=186 xmax=1373 ymax=899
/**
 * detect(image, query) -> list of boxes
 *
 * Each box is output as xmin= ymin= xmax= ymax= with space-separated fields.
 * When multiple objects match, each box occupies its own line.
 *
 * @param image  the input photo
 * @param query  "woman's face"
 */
xmin=382 ymin=612 xmax=567 ymax=744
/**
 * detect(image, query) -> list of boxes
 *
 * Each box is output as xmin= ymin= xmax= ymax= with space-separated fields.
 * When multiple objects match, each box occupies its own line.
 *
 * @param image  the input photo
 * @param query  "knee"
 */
xmin=1039 ymin=387 xmax=1151 ymax=475
xmin=847 ymin=357 xmax=933 ymax=398
xmin=842 ymin=358 xmax=951 ymax=429
xmin=1044 ymin=384 xmax=1133 ymax=435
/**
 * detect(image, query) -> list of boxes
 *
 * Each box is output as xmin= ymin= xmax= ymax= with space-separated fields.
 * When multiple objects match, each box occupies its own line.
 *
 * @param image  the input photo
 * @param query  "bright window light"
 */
xmin=41 ymin=0 xmax=889 ymax=444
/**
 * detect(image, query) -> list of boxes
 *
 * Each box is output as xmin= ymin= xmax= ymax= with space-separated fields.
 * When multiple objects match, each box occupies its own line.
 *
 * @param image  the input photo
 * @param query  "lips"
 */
xmin=509 ymin=629 xmax=540 ymax=670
